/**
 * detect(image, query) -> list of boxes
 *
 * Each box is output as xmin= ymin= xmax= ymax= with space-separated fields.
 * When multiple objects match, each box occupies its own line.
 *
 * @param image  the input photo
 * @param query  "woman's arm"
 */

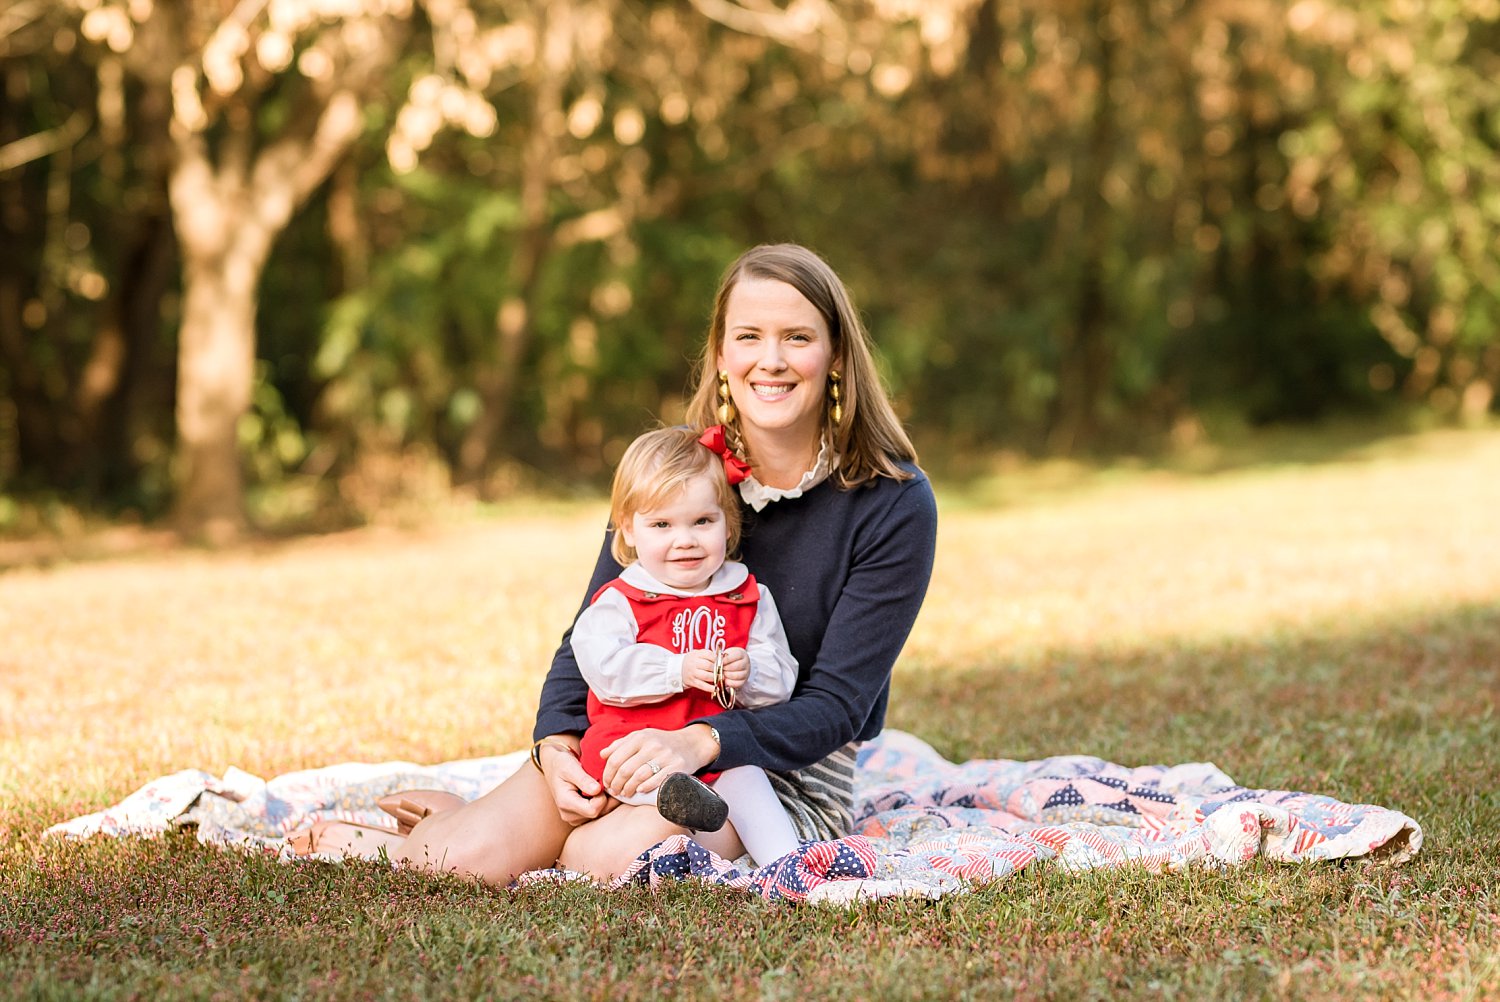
xmin=532 ymin=532 xmax=624 ymax=742
xmin=733 ymin=586 xmax=799 ymax=708
xmin=706 ymin=475 xmax=938 ymax=773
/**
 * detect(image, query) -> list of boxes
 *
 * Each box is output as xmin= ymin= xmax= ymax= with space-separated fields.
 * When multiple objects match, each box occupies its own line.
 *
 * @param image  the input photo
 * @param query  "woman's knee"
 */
xmin=397 ymin=812 xmax=561 ymax=884
xmin=395 ymin=817 xmax=486 ymax=875
xmin=393 ymin=769 xmax=570 ymax=883
xmin=557 ymin=836 xmax=633 ymax=882
xmin=558 ymin=806 xmax=677 ymax=881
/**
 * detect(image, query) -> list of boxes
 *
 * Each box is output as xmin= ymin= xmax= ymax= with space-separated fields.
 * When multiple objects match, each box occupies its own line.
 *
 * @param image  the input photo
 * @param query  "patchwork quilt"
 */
xmin=44 ymin=730 xmax=1422 ymax=904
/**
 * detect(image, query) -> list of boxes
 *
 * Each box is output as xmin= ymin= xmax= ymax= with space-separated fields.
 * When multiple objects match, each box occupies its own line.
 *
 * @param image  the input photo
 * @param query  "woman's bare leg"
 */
xmin=558 ymin=806 xmax=748 ymax=880
xmin=392 ymin=763 xmax=571 ymax=885
xmin=287 ymin=821 xmax=407 ymax=858
xmin=692 ymin=822 xmax=747 ymax=863
xmin=293 ymin=771 xmax=752 ymax=883
xmin=558 ymin=804 xmax=681 ymax=881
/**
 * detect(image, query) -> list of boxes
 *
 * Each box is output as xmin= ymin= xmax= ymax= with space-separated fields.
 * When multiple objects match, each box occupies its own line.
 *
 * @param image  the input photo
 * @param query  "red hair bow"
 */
xmin=698 ymin=425 xmax=753 ymax=486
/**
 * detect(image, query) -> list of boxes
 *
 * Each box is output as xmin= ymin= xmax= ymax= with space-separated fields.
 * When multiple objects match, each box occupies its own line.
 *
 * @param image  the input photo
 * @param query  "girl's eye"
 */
xmin=648 ymin=520 xmax=668 ymax=529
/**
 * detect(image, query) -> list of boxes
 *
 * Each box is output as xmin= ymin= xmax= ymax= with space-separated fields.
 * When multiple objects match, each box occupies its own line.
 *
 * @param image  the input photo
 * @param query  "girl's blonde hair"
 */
xmin=609 ymin=427 xmax=742 ymax=566
xmin=684 ymin=243 xmax=917 ymax=487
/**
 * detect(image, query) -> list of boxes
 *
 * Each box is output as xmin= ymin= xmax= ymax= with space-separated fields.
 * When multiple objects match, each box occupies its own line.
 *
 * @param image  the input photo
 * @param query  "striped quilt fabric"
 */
xmin=44 ymin=730 xmax=1422 ymax=904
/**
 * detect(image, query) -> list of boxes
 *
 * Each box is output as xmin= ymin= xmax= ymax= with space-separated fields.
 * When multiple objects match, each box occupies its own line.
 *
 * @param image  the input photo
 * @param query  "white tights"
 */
xmin=620 ymin=764 xmax=801 ymax=866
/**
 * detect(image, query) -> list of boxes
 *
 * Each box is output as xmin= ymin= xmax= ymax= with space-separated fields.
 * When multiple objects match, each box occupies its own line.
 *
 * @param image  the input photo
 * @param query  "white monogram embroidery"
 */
xmin=671 ymin=606 xmax=726 ymax=653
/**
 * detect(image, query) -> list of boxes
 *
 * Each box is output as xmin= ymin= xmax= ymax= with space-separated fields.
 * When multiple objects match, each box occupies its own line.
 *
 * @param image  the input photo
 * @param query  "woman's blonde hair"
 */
xmin=684 ymin=244 xmax=917 ymax=487
xmin=609 ymin=426 xmax=742 ymax=566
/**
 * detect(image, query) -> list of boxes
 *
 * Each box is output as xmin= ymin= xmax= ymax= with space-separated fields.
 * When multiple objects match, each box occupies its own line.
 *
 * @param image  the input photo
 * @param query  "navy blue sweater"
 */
xmin=533 ymin=463 xmax=938 ymax=774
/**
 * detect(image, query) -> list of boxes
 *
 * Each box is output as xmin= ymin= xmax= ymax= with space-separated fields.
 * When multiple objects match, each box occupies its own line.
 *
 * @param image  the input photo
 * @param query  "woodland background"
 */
xmin=3 ymin=0 xmax=1498 ymax=539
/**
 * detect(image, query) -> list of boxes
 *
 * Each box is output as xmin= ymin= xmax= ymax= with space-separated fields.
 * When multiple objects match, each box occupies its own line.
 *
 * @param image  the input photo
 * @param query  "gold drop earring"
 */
xmin=716 ymin=370 xmax=737 ymax=425
xmin=828 ymin=370 xmax=843 ymax=426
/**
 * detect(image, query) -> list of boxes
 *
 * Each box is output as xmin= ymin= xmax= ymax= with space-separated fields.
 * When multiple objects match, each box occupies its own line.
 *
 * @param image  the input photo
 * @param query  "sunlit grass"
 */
xmin=2 ymin=426 xmax=1498 ymax=999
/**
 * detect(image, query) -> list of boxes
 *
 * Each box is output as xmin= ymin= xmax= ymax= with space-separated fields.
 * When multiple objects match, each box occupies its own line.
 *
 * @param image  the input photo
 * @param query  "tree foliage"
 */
xmin=1 ymin=0 xmax=1496 ymax=529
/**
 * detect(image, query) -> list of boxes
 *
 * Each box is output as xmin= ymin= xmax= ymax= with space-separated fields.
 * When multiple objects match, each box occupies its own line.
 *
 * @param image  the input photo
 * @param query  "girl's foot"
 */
xmin=656 ymin=773 xmax=729 ymax=832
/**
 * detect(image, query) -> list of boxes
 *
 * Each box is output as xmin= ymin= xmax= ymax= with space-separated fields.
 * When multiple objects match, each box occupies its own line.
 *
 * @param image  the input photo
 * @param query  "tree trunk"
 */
xmin=76 ymin=59 xmax=176 ymax=500
xmin=168 ymin=156 xmax=266 ymax=541
xmin=171 ymin=262 xmax=258 ymax=541
xmin=456 ymin=3 xmax=568 ymax=489
xmin=73 ymin=210 xmax=176 ymax=496
xmin=165 ymin=84 xmax=369 ymax=539
xmin=0 ymin=273 xmax=54 ymax=484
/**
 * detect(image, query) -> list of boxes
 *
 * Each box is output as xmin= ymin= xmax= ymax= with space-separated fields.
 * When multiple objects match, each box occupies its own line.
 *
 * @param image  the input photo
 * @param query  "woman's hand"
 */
xmin=537 ymin=739 xmax=615 ymax=826
xmin=600 ymin=726 xmax=717 ymax=800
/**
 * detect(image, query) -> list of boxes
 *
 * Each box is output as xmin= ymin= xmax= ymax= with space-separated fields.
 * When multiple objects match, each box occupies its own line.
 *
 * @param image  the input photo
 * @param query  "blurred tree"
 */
xmin=1280 ymin=0 xmax=1500 ymax=422
xmin=312 ymin=0 xmax=923 ymax=491
xmin=0 ymin=1 xmax=176 ymax=505
xmin=42 ymin=0 xmax=514 ymax=538
xmin=773 ymin=0 xmax=1496 ymax=452
xmin=3 ymin=0 xmax=1497 ymax=527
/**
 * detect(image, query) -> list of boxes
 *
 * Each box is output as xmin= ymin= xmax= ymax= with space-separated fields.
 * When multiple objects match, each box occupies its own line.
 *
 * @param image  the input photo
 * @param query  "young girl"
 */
xmin=568 ymin=425 xmax=802 ymax=866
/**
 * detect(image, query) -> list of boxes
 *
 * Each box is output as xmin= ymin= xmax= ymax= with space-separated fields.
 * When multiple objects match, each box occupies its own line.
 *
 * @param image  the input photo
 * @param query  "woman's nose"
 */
xmin=756 ymin=339 xmax=787 ymax=371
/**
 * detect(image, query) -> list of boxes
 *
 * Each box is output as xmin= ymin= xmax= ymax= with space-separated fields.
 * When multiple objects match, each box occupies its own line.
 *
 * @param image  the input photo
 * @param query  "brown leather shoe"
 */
xmin=656 ymin=773 xmax=729 ymax=832
xmin=376 ymin=790 xmax=464 ymax=834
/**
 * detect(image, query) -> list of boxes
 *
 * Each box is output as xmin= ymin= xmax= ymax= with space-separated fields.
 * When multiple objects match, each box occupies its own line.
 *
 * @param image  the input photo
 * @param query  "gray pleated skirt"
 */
xmin=765 ymin=742 xmax=860 ymax=842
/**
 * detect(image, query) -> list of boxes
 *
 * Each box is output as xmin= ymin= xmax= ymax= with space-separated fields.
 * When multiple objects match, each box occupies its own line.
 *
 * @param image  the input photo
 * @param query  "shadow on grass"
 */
xmin=5 ymin=598 xmax=1494 ymax=845
xmin=892 ymin=598 xmax=1500 ymax=838
xmin=2 ymin=600 xmax=1497 ymax=1000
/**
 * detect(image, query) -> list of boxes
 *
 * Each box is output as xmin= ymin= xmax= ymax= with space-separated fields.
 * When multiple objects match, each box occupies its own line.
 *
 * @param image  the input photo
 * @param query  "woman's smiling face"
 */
xmin=716 ymin=277 xmax=837 ymax=454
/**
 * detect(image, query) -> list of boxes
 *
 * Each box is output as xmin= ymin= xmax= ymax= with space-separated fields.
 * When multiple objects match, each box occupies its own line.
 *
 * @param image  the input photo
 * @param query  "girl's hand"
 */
xmin=537 ymin=740 xmax=614 ymax=826
xmin=681 ymin=650 xmax=720 ymax=695
xmin=718 ymin=647 xmax=750 ymax=691
xmin=600 ymin=726 xmax=716 ymax=800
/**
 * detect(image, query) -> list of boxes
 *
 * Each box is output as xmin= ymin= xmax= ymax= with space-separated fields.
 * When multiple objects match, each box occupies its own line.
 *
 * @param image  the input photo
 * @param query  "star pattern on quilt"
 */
xmin=44 ymin=730 xmax=1422 ymax=904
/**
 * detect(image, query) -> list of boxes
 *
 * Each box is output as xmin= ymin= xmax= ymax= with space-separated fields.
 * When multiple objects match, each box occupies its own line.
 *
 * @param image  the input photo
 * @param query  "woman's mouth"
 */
xmin=750 ymin=382 xmax=795 ymax=400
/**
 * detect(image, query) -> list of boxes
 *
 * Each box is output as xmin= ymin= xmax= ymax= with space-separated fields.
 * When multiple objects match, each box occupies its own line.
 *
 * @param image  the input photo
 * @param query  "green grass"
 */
xmin=2 ymin=426 xmax=1499 ymax=1000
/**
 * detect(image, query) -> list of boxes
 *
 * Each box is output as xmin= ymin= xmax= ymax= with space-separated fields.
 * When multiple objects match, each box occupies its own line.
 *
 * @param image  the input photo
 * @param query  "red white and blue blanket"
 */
xmin=45 ymin=730 xmax=1422 ymax=904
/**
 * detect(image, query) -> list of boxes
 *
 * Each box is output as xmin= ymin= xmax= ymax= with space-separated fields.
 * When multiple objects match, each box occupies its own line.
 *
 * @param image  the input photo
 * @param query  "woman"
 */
xmin=291 ymin=244 xmax=937 ymax=883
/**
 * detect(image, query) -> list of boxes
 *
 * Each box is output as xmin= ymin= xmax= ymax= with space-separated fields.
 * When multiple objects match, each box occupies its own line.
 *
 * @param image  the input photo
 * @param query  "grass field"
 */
xmin=2 ymin=425 xmax=1498 ymax=1000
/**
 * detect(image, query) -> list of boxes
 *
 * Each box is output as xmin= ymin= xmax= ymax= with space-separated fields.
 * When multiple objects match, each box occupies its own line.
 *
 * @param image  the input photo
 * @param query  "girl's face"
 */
xmin=621 ymin=473 xmax=729 ymax=592
xmin=716 ymin=277 xmax=837 ymax=455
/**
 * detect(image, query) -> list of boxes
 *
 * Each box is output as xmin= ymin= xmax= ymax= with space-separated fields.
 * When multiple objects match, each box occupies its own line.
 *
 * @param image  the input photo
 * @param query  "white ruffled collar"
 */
xmin=737 ymin=434 xmax=837 ymax=512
